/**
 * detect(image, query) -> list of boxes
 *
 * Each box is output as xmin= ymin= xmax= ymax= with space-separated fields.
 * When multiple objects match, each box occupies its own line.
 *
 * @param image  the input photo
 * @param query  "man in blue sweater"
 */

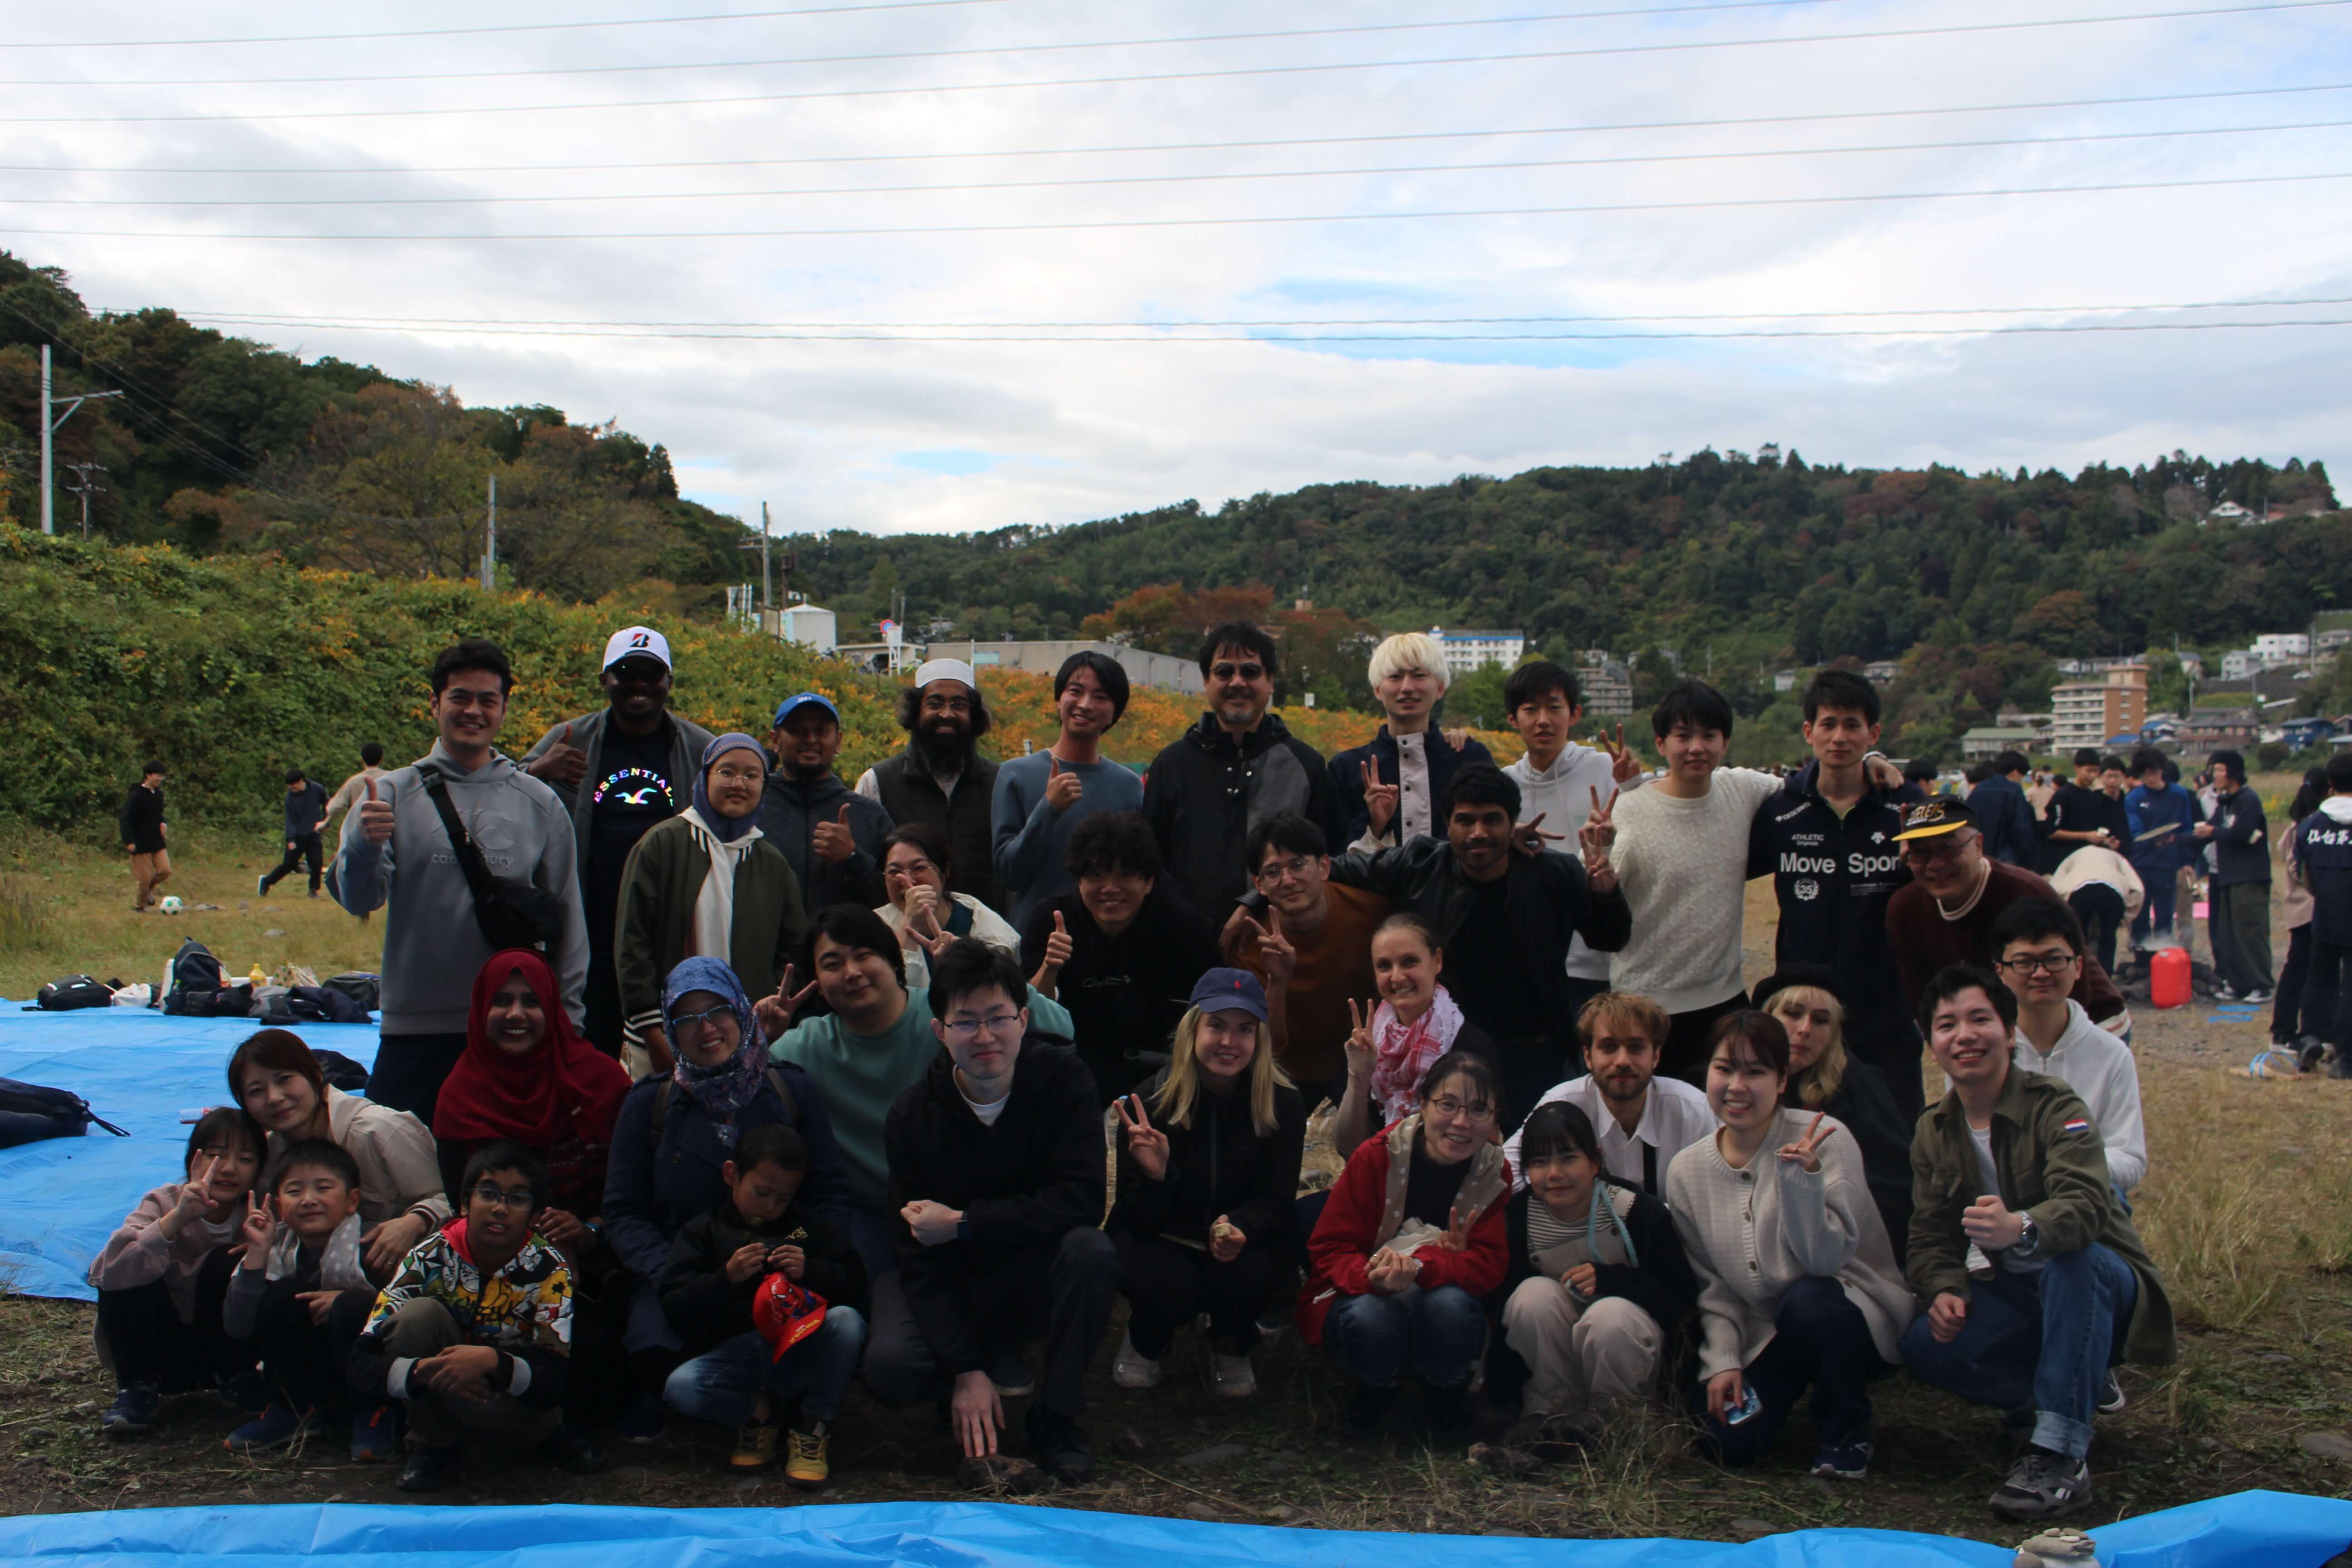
xmin=2123 ymin=747 xmax=2200 ymax=961
xmin=991 ymin=651 xmax=1143 ymax=933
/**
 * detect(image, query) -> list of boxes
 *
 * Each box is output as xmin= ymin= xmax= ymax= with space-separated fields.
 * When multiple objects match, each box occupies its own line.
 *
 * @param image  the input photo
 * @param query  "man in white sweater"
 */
xmin=1992 ymin=900 xmax=2147 ymax=1196
xmin=1609 ymin=680 xmax=1783 ymax=1082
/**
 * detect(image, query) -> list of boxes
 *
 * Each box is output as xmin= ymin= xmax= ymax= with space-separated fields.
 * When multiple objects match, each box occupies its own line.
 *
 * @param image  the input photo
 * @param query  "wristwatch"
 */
xmin=2013 ymin=1212 xmax=2040 ymax=1257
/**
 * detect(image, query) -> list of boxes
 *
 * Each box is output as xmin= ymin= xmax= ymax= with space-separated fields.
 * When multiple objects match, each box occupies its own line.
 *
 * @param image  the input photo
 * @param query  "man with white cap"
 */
xmin=760 ymin=690 xmax=894 ymax=918
xmin=521 ymin=625 xmax=715 ymax=1057
xmin=856 ymin=657 xmax=1004 ymax=914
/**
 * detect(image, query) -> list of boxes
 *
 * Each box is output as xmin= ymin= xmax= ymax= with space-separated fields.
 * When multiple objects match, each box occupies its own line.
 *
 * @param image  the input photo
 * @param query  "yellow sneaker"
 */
xmin=784 ymin=1423 xmax=830 ymax=1489
xmin=730 ymin=1420 xmax=779 ymax=1470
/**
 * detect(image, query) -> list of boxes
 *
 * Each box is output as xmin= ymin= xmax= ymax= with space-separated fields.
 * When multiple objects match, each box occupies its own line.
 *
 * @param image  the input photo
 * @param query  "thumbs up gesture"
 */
xmin=529 ymin=721 xmax=589 ymax=789
xmin=1029 ymin=910 xmax=1073 ymax=996
xmin=1044 ymin=754 xmax=1083 ymax=812
xmin=813 ymin=802 xmax=858 ymax=864
xmin=358 ymin=775 xmax=395 ymax=845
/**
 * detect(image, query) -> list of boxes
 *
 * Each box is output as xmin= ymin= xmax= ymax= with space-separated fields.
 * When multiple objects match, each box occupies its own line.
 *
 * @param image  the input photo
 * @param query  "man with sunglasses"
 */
xmin=1142 ymin=622 xmax=1343 ymax=919
xmin=1884 ymin=797 xmax=2124 ymax=1037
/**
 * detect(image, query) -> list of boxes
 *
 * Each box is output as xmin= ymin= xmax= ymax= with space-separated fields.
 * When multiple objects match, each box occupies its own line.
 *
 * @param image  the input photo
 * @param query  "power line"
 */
xmin=16 ymin=118 xmax=2349 ymax=207
xmin=11 ymin=167 xmax=2351 ymax=240
xmin=11 ymin=81 xmax=2347 ymax=177
xmin=0 ymin=1 xmax=1872 ymax=86
xmin=11 ymin=1 xmax=2342 ymax=124
xmin=0 ymin=0 xmax=1018 ymax=50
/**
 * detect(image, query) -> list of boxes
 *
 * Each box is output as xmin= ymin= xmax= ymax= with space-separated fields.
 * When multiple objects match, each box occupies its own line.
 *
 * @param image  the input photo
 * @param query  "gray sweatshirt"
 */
xmin=328 ymin=742 xmax=589 ymax=1034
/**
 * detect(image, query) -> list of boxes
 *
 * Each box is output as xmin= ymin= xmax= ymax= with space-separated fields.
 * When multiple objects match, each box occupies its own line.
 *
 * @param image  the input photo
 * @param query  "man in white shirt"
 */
xmin=1991 ymin=899 xmax=2147 ymax=1196
xmin=1504 ymin=991 xmax=1714 ymax=1198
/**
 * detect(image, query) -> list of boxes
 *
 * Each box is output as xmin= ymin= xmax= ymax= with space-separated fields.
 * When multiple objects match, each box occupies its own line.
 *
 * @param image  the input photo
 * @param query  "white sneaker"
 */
xmin=1111 ymin=1332 xmax=1161 ymax=1390
xmin=1210 ymin=1353 xmax=1257 ymax=1398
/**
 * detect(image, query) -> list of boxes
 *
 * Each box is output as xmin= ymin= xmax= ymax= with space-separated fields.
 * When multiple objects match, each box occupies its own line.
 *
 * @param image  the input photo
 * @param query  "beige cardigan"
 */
xmin=1663 ymin=1107 xmax=1913 ymax=1379
xmin=267 ymin=1087 xmax=450 ymax=1230
xmin=87 ymin=1185 xmax=239 ymax=1321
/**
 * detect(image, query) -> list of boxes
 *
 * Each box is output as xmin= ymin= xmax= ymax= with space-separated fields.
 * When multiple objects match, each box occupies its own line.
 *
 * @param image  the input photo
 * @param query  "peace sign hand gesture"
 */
xmin=1579 ymin=787 xmax=1621 ymax=893
xmin=236 ymin=1191 xmax=274 ymax=1263
xmin=1595 ymin=723 xmax=1643 ymax=786
xmin=1512 ymin=811 xmax=1568 ymax=858
xmin=1116 ymin=1093 xmax=1171 ymax=1181
xmin=1437 ymin=1202 xmax=1472 ymax=1253
xmin=1242 ymin=907 xmax=1294 ymax=986
xmin=754 ymin=964 xmax=819 ymax=1037
xmin=1344 ymin=997 xmax=1378 ymax=1083
xmin=1360 ymin=759 xmax=1400 ymax=838
xmin=1776 ymin=1110 xmax=1838 ymax=1174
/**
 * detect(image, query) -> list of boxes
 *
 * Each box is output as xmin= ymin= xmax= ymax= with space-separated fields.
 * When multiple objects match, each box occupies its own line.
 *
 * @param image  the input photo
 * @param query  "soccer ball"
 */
xmin=157 ymin=896 xmax=183 ymax=914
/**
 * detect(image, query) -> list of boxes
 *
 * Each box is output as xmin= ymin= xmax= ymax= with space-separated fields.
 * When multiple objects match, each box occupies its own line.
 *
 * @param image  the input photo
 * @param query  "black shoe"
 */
xmin=619 ymin=1393 xmax=665 ymax=1445
xmin=100 ymin=1384 xmax=162 ymax=1436
xmin=1024 ymin=1405 xmax=1094 ymax=1485
xmin=1992 ymin=1446 xmax=2092 ymax=1522
xmin=397 ymin=1444 xmax=465 ymax=1493
xmin=216 ymin=1368 xmax=270 ymax=1415
xmin=2300 ymin=1038 xmax=2329 ymax=1073
xmin=1422 ymin=1383 xmax=1474 ymax=1446
xmin=2097 ymin=1371 xmax=2127 ymax=1414
xmin=1342 ymin=1382 xmax=1396 ymax=1436
xmin=538 ymin=1424 xmax=606 ymax=1476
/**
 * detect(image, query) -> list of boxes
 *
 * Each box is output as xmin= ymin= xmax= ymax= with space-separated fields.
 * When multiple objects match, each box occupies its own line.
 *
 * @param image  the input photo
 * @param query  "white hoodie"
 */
xmin=2013 ymin=998 xmax=2147 ymax=1193
xmin=1504 ymin=742 xmax=1631 ymax=981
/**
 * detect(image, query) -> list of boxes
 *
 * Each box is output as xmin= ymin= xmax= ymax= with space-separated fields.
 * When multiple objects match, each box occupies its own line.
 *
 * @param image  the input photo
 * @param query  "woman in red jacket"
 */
xmin=1302 ymin=1049 xmax=1511 ymax=1443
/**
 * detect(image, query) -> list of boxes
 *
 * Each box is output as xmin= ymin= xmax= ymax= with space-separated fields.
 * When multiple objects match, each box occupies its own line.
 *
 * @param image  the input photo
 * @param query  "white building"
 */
xmin=1576 ymin=649 xmax=1633 ymax=716
xmin=2254 ymin=632 xmax=2312 ymax=662
xmin=1429 ymin=626 xmax=1526 ymax=677
xmin=2220 ymin=650 xmax=2256 ymax=681
xmin=761 ymin=603 xmax=838 ymax=655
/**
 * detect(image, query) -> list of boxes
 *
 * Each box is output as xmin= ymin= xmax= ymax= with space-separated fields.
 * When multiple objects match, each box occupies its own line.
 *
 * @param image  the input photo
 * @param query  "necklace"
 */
xmin=1934 ymin=859 xmax=1992 ymax=922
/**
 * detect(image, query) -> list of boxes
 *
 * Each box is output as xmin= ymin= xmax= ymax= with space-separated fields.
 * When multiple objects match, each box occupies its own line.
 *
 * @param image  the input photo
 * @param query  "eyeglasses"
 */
xmin=885 ymin=858 xmax=940 ymax=881
xmin=671 ymin=1004 xmax=736 ymax=1037
xmin=1252 ymin=855 xmax=1317 ymax=885
xmin=469 ymin=1184 xmax=536 ymax=1211
xmin=1425 ymin=1095 xmax=1494 ymax=1122
xmin=1900 ymin=835 xmax=1972 ymax=864
xmin=944 ymin=1012 xmax=1023 ymax=1041
xmin=1210 ymin=663 xmax=1267 ymax=682
xmin=1998 ymin=953 xmax=2078 ymax=975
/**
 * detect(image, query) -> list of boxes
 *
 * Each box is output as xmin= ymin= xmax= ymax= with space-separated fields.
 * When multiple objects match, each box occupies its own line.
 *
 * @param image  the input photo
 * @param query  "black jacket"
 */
xmin=282 ymin=780 xmax=328 ymax=843
xmin=1805 ymin=1056 xmax=1915 ymax=1265
xmin=1107 ymin=1068 xmax=1306 ymax=1252
xmin=656 ymin=1196 xmax=868 ymax=1357
xmin=2042 ymin=782 xmax=2128 ymax=872
xmin=869 ymin=744 xmax=1004 ymax=913
xmin=1745 ymin=761 xmax=1917 ymax=1063
xmin=1970 ymin=775 xmax=2039 ymax=868
xmin=1327 ymin=727 xmax=1495 ymax=846
xmin=754 ymin=769 xmax=892 ymax=918
xmin=1021 ymin=887 xmax=1221 ymax=1104
xmin=884 ymin=1043 xmax=1106 ymax=1377
xmin=1497 ymin=1178 xmax=1697 ymax=1339
xmin=119 ymin=784 xmax=166 ymax=853
xmin=1142 ymin=714 xmax=1341 ymax=918
xmin=2206 ymin=786 xmax=2272 ymax=888
xmin=1316 ymin=836 xmax=1632 ymax=1038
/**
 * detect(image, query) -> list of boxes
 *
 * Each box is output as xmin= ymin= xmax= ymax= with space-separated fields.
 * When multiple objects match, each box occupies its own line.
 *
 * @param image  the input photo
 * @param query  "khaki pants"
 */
xmin=1501 ymin=1277 xmax=1661 ymax=1424
xmin=382 ymin=1297 xmax=561 ymax=1450
xmin=130 ymin=849 xmax=171 ymax=911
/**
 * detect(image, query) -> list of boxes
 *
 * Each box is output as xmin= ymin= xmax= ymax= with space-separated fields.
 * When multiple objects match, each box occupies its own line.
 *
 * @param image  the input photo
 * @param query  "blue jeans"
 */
xmin=1325 ymin=1284 xmax=1485 ymax=1391
xmin=1704 ymin=1275 xmax=1887 ymax=1462
xmin=662 ymin=1308 xmax=867 ymax=1429
xmin=1901 ymin=1244 xmax=2136 ymax=1460
xmin=2129 ymin=876 xmax=2177 ymax=947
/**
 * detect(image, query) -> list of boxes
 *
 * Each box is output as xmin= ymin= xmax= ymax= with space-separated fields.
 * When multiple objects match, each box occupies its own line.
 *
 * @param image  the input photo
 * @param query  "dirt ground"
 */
xmin=1 ymin=843 xmax=2348 ymax=1546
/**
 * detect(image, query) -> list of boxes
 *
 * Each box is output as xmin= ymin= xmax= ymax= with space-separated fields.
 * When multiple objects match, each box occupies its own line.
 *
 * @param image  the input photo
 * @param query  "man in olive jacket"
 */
xmin=1900 ymin=963 xmax=2174 ymax=1526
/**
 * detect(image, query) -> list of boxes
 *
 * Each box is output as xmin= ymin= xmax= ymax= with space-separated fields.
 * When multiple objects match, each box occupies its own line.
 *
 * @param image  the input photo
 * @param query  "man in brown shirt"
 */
xmin=1886 ymin=796 xmax=2125 ymax=1026
xmin=1223 ymin=812 xmax=1389 ymax=1110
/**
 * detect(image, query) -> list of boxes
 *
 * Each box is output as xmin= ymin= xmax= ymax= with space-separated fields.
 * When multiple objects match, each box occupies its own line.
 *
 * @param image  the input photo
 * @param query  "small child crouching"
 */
xmin=1494 ymin=1102 xmax=1696 ymax=1459
xmin=220 ymin=1139 xmax=387 ymax=1457
xmin=347 ymin=1141 xmax=606 ymax=1492
xmin=90 ymin=1109 xmax=264 ymax=1435
xmin=657 ymin=1124 xmax=867 ymax=1485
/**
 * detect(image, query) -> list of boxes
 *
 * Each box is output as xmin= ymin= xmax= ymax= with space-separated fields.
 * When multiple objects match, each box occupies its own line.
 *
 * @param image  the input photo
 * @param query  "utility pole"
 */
xmin=39 ymin=343 xmax=122 ymax=536
xmin=61 ymin=461 xmax=108 ymax=539
xmin=760 ymin=502 xmax=772 ymax=615
xmin=480 ymin=475 xmax=497 ymax=590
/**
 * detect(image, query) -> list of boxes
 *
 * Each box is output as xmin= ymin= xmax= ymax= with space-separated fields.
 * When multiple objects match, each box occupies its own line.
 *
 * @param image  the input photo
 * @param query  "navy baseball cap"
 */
xmin=772 ymin=691 xmax=841 ymax=728
xmin=1188 ymin=968 xmax=1268 ymax=1021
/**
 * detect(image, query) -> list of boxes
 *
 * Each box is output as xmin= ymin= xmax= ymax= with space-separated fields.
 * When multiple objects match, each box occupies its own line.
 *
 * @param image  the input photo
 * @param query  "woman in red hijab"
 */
xmin=435 ymin=950 xmax=634 ymax=1263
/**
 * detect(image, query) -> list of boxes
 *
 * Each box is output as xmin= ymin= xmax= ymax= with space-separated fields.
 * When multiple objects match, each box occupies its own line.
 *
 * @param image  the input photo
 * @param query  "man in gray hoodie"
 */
xmin=329 ymin=638 xmax=589 ymax=1122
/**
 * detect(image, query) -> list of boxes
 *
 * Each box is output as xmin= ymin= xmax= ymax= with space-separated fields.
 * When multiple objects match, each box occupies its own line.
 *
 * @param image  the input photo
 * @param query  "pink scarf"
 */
xmin=1369 ymin=985 xmax=1465 ymax=1124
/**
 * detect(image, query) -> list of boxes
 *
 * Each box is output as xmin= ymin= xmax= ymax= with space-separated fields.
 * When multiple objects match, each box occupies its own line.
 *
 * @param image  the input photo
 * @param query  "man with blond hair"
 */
xmin=1328 ymin=631 xmax=1494 ymax=850
xmin=1502 ymin=991 xmax=1714 ymax=1198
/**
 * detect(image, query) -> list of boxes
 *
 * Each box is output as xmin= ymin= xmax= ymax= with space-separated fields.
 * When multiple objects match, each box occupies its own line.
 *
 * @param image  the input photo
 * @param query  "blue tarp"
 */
xmin=0 ymin=1493 xmax=2346 ymax=1567
xmin=0 ymin=1003 xmax=381 ymax=1301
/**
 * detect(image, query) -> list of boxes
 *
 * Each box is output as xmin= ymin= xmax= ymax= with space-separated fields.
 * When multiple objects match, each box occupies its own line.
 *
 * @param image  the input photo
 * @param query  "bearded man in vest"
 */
xmin=857 ymin=658 xmax=1004 ymax=914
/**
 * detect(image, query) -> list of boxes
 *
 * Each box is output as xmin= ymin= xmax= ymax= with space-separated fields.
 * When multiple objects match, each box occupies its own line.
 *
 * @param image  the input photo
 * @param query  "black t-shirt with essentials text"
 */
xmin=586 ymin=718 xmax=678 ymax=948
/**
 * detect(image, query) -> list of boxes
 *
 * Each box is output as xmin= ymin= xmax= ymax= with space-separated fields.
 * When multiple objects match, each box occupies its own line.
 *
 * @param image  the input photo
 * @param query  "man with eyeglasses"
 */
xmin=1883 ymin=796 xmax=2124 ymax=1042
xmin=856 ymin=658 xmax=1004 ymax=916
xmin=870 ymin=940 xmax=1117 ymax=1489
xmin=332 ymin=639 xmax=589 ymax=1122
xmin=1223 ymin=812 xmax=1390 ymax=1112
xmin=519 ymin=626 xmax=715 ymax=1057
xmin=1991 ymin=899 xmax=2146 ymax=1199
xmin=1142 ymin=621 xmax=1343 ymax=920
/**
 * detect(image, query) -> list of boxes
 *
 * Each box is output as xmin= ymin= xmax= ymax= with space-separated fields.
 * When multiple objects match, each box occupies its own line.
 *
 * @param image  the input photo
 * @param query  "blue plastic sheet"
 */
xmin=0 ymin=1493 xmax=2345 ymax=1568
xmin=0 ymin=1003 xmax=380 ymax=1301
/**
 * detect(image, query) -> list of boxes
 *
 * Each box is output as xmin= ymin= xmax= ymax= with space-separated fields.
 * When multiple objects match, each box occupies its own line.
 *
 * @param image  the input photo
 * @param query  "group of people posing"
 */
xmin=88 ymin=617 xmax=2320 ymax=1526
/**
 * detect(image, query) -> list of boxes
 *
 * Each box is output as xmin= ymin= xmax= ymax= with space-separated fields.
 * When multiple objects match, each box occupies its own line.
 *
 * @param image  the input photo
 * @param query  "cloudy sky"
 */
xmin=8 ymin=0 xmax=2352 ymax=539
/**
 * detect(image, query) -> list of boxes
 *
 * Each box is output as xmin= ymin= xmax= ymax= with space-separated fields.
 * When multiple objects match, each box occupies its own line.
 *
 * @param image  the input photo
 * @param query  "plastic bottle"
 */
xmin=2150 ymin=947 xmax=2191 ymax=1010
xmin=247 ymin=964 xmax=268 ymax=990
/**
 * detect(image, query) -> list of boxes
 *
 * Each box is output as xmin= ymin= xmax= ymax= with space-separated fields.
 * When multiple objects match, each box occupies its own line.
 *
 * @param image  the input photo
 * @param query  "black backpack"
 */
xmin=309 ymin=1049 xmax=371 ymax=1093
xmin=259 ymin=986 xmax=374 ymax=1027
xmin=0 ymin=1079 xmax=127 ymax=1149
xmin=322 ymin=972 xmax=381 ymax=1013
xmin=34 ymin=976 xmax=114 ymax=1011
xmin=162 ymin=938 xmax=251 ymax=1018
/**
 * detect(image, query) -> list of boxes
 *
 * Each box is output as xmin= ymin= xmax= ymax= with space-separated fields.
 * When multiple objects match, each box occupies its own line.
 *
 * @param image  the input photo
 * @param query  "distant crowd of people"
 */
xmin=92 ymin=621 xmax=2351 ymax=1525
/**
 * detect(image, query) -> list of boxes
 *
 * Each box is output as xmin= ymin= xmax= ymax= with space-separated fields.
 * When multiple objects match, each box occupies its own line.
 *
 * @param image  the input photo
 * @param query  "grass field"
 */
xmin=0 ymin=833 xmax=2347 ymax=1544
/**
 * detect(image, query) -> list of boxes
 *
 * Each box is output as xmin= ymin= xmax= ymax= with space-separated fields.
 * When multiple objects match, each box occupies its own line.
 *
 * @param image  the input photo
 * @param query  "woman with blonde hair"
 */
xmin=1107 ymin=969 xmax=1306 ymax=1399
xmin=1749 ymin=968 xmax=1913 ymax=1258
xmin=1328 ymin=631 xmax=1493 ymax=851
